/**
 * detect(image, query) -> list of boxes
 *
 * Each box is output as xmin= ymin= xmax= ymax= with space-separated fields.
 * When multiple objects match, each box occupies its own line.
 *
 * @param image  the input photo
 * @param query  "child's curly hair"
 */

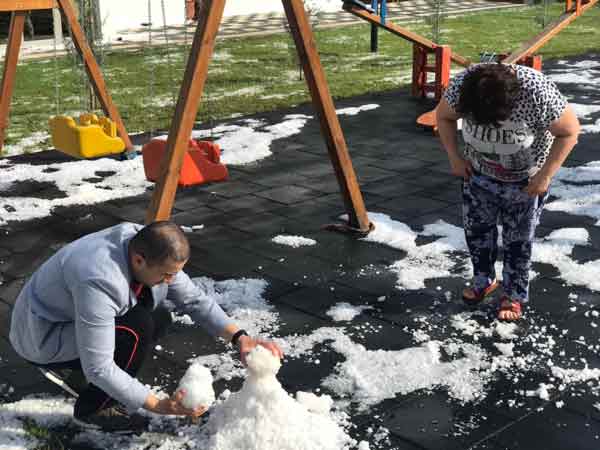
xmin=457 ymin=63 xmax=520 ymax=128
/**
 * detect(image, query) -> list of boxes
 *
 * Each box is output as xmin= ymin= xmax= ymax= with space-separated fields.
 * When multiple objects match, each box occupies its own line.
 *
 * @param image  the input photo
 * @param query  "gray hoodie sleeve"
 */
xmin=166 ymin=271 xmax=233 ymax=336
xmin=72 ymin=280 xmax=151 ymax=410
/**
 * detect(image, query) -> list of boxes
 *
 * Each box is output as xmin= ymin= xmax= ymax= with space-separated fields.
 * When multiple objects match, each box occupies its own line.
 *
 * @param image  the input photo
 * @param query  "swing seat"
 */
xmin=142 ymin=138 xmax=228 ymax=187
xmin=49 ymin=114 xmax=126 ymax=159
xmin=416 ymin=109 xmax=438 ymax=133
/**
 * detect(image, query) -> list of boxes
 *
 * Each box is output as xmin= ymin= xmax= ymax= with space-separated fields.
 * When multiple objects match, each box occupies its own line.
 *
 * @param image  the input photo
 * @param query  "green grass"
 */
xmin=1 ymin=3 xmax=599 ymax=154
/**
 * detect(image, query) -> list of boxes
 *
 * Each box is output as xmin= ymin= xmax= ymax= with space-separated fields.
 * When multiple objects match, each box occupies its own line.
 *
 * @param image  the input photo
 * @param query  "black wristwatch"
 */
xmin=231 ymin=329 xmax=249 ymax=347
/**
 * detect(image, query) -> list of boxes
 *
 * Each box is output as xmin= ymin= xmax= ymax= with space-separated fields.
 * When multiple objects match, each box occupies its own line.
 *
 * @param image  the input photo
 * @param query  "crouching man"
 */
xmin=9 ymin=221 xmax=283 ymax=433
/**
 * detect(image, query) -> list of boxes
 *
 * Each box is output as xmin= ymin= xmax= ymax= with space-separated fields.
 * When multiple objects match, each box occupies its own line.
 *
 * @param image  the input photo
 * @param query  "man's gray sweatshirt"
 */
xmin=9 ymin=223 xmax=232 ymax=410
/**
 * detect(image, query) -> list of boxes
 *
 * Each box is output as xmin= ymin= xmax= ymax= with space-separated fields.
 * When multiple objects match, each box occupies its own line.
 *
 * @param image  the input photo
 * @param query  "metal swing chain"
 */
xmin=160 ymin=0 xmax=177 ymax=106
xmin=147 ymin=0 xmax=155 ymax=138
xmin=53 ymin=8 xmax=60 ymax=116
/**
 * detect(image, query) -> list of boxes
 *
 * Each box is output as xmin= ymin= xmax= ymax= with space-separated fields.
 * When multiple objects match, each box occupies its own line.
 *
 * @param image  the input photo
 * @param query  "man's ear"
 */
xmin=131 ymin=251 xmax=146 ymax=268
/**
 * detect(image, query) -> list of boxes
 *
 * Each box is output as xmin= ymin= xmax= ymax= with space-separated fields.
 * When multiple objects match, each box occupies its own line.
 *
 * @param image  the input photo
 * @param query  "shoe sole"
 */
xmin=38 ymin=368 xmax=80 ymax=398
xmin=462 ymin=281 xmax=499 ymax=306
xmin=72 ymin=417 xmax=138 ymax=435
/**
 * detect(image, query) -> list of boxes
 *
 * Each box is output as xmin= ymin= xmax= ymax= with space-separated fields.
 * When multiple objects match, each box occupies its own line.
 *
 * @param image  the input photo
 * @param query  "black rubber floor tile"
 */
xmin=0 ymin=246 xmax=58 ymax=279
xmin=414 ymin=186 xmax=462 ymax=205
xmin=184 ymin=223 xmax=256 ymax=244
xmin=0 ymin=228 xmax=67 ymax=254
xmin=335 ymin=263 xmax=401 ymax=297
xmin=351 ymin=421 xmax=426 ymax=450
xmin=315 ymin=233 xmax=407 ymax=269
xmin=383 ymin=393 xmax=513 ymax=450
xmin=527 ymin=278 xmax=599 ymax=323
xmin=0 ymin=278 xmax=24 ymax=308
xmin=273 ymin=284 xmax=376 ymax=321
xmin=186 ymin=246 xmax=273 ymax=279
xmin=477 ymin=371 xmax=557 ymax=420
xmin=361 ymin=178 xmax=426 ymax=199
xmin=171 ymin=206 xmax=230 ymax=227
xmin=254 ymin=185 xmax=325 ymax=205
xmin=373 ymin=194 xmax=454 ymax=219
xmin=227 ymin=212 xmax=313 ymax=237
xmin=203 ymin=179 xmax=270 ymax=199
xmin=0 ymin=302 xmax=11 ymax=339
xmin=539 ymin=210 xmax=598 ymax=230
xmin=237 ymin=234 xmax=322 ymax=262
xmin=210 ymin=193 xmax=285 ymax=214
xmin=494 ymin=407 xmax=600 ymax=450
xmin=255 ymin=254 xmax=344 ymax=289
xmin=367 ymin=156 xmax=433 ymax=174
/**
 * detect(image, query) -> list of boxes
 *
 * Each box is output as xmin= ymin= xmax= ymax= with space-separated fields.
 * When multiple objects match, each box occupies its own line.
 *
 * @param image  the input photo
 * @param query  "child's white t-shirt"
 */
xmin=444 ymin=64 xmax=567 ymax=182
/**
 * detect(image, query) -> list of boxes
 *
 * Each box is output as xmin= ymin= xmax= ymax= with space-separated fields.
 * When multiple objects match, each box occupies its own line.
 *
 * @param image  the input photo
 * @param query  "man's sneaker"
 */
xmin=73 ymin=406 xmax=149 ymax=434
xmin=38 ymin=368 xmax=88 ymax=398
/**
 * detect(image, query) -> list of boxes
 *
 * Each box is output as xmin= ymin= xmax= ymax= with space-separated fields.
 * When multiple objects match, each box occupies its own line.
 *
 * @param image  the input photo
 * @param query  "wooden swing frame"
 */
xmin=145 ymin=0 xmax=372 ymax=234
xmin=0 ymin=0 xmax=132 ymax=152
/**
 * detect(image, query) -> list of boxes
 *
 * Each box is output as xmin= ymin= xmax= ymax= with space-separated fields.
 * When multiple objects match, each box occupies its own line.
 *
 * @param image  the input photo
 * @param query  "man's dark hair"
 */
xmin=130 ymin=221 xmax=190 ymax=266
xmin=457 ymin=63 xmax=520 ymax=127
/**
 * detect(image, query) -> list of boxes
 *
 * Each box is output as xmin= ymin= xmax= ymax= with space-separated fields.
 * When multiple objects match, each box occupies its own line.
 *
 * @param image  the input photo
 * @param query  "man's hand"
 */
xmin=237 ymin=335 xmax=284 ymax=366
xmin=145 ymin=390 xmax=207 ymax=417
xmin=449 ymin=155 xmax=473 ymax=179
xmin=524 ymin=171 xmax=551 ymax=197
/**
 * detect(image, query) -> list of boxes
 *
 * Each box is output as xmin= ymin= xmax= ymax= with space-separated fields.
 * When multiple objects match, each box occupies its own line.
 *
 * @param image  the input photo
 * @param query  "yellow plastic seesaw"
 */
xmin=49 ymin=114 xmax=126 ymax=159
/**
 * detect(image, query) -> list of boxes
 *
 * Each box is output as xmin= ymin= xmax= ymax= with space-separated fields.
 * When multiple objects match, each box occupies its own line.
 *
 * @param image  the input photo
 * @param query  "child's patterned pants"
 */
xmin=462 ymin=174 xmax=548 ymax=303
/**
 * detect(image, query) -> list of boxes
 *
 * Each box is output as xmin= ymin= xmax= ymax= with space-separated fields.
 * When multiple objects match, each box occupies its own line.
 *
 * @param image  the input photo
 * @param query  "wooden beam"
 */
xmin=0 ymin=0 xmax=56 ymax=11
xmin=503 ymin=0 xmax=599 ymax=64
xmin=283 ymin=0 xmax=371 ymax=232
xmin=56 ymin=0 xmax=133 ymax=150
xmin=0 ymin=13 xmax=26 ymax=152
xmin=145 ymin=0 xmax=226 ymax=223
xmin=343 ymin=3 xmax=471 ymax=68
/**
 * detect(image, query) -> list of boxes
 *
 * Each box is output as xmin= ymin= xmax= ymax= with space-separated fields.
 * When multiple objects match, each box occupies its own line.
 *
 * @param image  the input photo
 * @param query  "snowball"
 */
xmin=246 ymin=345 xmax=282 ymax=377
xmin=494 ymin=343 xmax=514 ymax=357
xmin=296 ymin=391 xmax=334 ymax=415
xmin=177 ymin=363 xmax=216 ymax=409
xmin=202 ymin=346 xmax=352 ymax=450
xmin=272 ymin=235 xmax=317 ymax=248
xmin=326 ymin=302 xmax=372 ymax=322
xmin=357 ymin=441 xmax=371 ymax=450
